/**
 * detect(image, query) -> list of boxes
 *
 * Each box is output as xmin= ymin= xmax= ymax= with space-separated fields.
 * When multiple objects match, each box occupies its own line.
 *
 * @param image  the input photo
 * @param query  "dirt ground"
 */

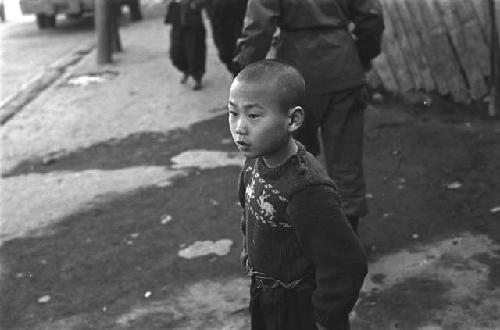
xmin=1 ymin=89 xmax=500 ymax=329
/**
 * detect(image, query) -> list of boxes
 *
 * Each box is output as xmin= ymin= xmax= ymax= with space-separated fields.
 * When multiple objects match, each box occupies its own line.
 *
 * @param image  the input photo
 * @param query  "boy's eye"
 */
xmin=248 ymin=113 xmax=260 ymax=119
xmin=228 ymin=110 xmax=238 ymax=117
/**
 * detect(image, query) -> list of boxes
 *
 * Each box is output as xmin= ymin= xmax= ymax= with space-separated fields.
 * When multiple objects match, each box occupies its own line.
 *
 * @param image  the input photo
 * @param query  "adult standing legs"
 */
xmin=321 ymin=87 xmax=368 ymax=232
xmin=184 ymin=25 xmax=206 ymax=90
xmin=296 ymin=87 xmax=368 ymax=233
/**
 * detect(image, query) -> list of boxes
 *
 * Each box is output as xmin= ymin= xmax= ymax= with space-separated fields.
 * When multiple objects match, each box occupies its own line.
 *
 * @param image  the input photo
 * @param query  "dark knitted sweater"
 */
xmin=238 ymin=142 xmax=367 ymax=329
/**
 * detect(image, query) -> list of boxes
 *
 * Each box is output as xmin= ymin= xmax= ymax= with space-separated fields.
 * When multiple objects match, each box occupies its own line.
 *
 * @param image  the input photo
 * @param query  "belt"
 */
xmin=280 ymin=25 xmax=347 ymax=33
xmin=247 ymin=269 xmax=313 ymax=290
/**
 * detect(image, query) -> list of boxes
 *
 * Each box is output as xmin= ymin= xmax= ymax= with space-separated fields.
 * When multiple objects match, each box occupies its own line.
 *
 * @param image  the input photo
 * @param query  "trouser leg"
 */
xmin=321 ymin=87 xmax=368 ymax=218
xmin=249 ymin=280 xmax=317 ymax=330
xmin=294 ymin=95 xmax=331 ymax=156
xmin=185 ymin=26 xmax=206 ymax=81
xmin=170 ymin=27 xmax=188 ymax=74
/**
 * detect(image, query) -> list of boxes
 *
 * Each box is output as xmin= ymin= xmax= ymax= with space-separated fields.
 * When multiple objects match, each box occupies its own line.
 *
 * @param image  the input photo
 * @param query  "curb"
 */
xmin=0 ymin=41 xmax=96 ymax=125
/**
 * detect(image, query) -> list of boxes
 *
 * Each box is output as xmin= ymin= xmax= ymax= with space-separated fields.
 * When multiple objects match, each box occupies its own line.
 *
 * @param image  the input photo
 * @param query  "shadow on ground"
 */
xmin=4 ymin=114 xmax=234 ymax=176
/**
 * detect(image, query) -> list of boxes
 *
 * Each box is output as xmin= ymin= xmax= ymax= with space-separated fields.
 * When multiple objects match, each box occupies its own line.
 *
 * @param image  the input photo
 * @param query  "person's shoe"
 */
xmin=193 ymin=79 xmax=202 ymax=91
xmin=180 ymin=74 xmax=188 ymax=84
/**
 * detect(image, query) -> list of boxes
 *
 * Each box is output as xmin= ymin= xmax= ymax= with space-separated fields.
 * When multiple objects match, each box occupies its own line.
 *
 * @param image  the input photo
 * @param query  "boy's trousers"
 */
xmin=294 ymin=87 xmax=369 ymax=218
xmin=249 ymin=279 xmax=317 ymax=330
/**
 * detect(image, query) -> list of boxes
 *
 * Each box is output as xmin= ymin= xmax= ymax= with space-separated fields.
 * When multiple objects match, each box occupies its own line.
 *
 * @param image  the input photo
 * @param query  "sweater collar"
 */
xmin=256 ymin=141 xmax=307 ymax=179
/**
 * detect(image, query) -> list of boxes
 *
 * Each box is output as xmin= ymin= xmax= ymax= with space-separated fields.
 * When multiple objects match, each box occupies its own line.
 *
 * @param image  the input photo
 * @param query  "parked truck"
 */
xmin=20 ymin=0 xmax=141 ymax=29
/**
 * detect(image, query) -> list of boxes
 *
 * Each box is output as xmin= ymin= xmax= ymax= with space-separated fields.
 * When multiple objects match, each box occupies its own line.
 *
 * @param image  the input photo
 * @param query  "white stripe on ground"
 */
xmin=171 ymin=150 xmax=244 ymax=169
xmin=0 ymin=166 xmax=186 ymax=245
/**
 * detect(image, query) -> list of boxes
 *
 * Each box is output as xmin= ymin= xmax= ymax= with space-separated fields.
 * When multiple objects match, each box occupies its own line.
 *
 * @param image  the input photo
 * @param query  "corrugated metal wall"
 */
xmin=370 ymin=0 xmax=499 ymax=104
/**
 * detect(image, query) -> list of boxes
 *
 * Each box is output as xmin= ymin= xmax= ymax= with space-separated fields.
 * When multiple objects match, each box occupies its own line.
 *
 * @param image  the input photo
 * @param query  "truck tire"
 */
xmin=45 ymin=15 xmax=56 ymax=28
xmin=128 ymin=0 xmax=142 ymax=21
xmin=36 ymin=14 xmax=46 ymax=29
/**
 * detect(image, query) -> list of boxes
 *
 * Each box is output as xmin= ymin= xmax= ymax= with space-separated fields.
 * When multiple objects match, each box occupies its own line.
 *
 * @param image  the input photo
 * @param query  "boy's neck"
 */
xmin=262 ymin=138 xmax=298 ymax=168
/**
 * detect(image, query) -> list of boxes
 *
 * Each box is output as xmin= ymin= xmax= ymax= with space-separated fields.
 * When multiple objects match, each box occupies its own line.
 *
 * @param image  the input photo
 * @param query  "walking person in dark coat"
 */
xmin=206 ymin=0 xmax=248 ymax=75
xmin=233 ymin=0 xmax=384 ymax=233
xmin=165 ymin=0 xmax=207 ymax=90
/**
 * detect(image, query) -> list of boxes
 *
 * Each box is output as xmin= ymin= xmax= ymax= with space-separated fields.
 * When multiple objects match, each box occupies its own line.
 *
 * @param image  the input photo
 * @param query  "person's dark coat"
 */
xmin=234 ymin=0 xmax=384 ymax=93
xmin=166 ymin=0 xmax=206 ymax=80
xmin=207 ymin=0 xmax=248 ymax=74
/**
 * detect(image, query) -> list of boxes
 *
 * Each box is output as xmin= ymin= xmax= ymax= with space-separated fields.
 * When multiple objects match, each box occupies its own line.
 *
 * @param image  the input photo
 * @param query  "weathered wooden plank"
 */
xmin=369 ymin=0 xmax=498 ymax=103
xmin=379 ymin=0 xmax=414 ymax=92
xmin=396 ymin=0 xmax=435 ymax=91
xmin=437 ymin=0 xmax=488 ymax=99
xmin=366 ymin=65 xmax=383 ymax=89
xmin=372 ymin=53 xmax=399 ymax=91
xmin=421 ymin=0 xmax=469 ymax=102
xmin=404 ymin=0 xmax=448 ymax=94
xmin=384 ymin=0 xmax=423 ymax=90
xmin=469 ymin=0 xmax=490 ymax=37
xmin=452 ymin=0 xmax=490 ymax=76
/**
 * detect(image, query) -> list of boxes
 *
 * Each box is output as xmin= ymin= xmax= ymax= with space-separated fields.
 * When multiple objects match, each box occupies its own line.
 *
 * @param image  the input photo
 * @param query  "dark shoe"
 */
xmin=193 ymin=79 xmax=202 ymax=91
xmin=180 ymin=74 xmax=188 ymax=84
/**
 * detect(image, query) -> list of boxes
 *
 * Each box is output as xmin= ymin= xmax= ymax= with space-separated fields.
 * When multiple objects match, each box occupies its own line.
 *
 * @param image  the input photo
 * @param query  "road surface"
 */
xmin=0 ymin=0 xmax=163 ymax=104
xmin=0 ymin=1 xmax=93 ymax=103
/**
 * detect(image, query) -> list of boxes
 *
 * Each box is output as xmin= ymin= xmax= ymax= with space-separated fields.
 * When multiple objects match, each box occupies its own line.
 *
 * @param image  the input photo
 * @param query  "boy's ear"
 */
xmin=288 ymin=106 xmax=304 ymax=132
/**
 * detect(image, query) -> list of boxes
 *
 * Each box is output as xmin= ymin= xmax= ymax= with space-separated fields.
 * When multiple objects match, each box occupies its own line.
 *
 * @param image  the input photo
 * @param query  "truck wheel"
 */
xmin=129 ymin=0 xmax=142 ymax=21
xmin=36 ymin=14 xmax=46 ymax=29
xmin=45 ymin=15 xmax=56 ymax=28
xmin=67 ymin=13 xmax=82 ymax=20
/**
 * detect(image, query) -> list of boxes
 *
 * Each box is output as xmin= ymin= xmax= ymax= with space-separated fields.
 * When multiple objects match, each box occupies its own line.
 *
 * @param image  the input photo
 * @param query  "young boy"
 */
xmin=228 ymin=59 xmax=367 ymax=330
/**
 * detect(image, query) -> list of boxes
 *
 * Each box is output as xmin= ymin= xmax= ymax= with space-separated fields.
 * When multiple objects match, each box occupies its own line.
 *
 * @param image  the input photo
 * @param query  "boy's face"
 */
xmin=228 ymin=79 xmax=292 ymax=162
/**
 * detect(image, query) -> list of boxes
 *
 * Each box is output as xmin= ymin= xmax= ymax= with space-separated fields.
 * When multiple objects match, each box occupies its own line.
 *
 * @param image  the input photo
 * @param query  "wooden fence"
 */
xmin=370 ymin=0 xmax=500 ymax=103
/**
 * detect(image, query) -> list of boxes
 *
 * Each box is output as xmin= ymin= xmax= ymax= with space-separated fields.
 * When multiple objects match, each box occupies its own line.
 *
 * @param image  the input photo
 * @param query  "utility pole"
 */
xmin=95 ymin=0 xmax=112 ymax=64
xmin=488 ymin=0 xmax=499 ymax=117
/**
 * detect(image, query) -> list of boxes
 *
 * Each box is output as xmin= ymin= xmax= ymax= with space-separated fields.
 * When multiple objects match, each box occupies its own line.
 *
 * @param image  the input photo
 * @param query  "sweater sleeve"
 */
xmin=349 ymin=0 xmax=384 ymax=70
xmin=233 ymin=0 xmax=279 ymax=68
xmin=238 ymin=167 xmax=248 ymax=270
xmin=288 ymin=184 xmax=368 ymax=330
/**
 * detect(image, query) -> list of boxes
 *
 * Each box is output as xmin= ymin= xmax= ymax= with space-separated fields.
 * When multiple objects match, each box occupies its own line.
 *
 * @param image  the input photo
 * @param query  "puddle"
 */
xmin=361 ymin=233 xmax=500 ymax=329
xmin=363 ymin=233 xmax=500 ymax=293
xmin=171 ymin=150 xmax=244 ymax=170
xmin=178 ymin=239 xmax=233 ymax=259
xmin=63 ymin=70 xmax=119 ymax=87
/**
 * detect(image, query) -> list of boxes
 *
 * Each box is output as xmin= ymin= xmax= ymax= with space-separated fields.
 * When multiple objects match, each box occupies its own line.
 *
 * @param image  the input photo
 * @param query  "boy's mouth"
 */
xmin=236 ymin=140 xmax=251 ymax=150
xmin=236 ymin=140 xmax=250 ymax=147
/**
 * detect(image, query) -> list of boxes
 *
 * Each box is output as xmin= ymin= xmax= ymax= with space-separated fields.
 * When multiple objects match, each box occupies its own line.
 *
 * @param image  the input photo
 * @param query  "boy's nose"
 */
xmin=235 ymin=118 xmax=247 ymax=135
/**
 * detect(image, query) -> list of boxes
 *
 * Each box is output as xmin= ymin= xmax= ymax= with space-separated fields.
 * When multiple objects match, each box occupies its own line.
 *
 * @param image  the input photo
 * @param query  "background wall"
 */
xmin=370 ymin=0 xmax=500 ymax=104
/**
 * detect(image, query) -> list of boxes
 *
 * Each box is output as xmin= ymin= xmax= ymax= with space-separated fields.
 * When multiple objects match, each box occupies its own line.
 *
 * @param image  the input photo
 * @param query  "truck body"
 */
xmin=19 ymin=0 xmax=141 ymax=28
xmin=20 ymin=0 xmax=94 ymax=16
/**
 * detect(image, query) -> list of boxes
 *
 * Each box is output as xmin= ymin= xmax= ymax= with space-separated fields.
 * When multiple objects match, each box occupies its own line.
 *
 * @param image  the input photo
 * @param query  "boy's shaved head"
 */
xmin=235 ymin=59 xmax=305 ymax=111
